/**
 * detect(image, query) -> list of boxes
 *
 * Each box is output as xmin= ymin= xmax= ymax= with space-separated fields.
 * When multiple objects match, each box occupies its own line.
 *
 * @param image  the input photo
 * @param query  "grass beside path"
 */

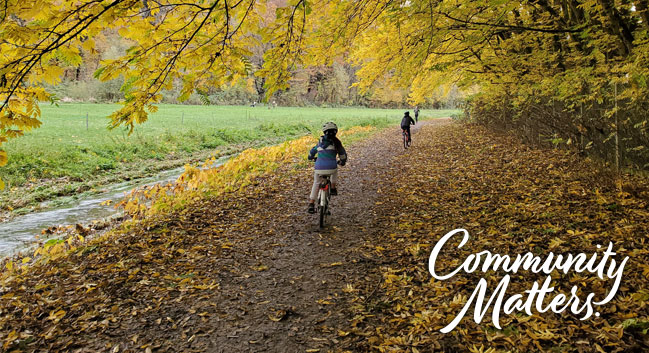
xmin=0 ymin=103 xmax=455 ymax=214
xmin=0 ymin=122 xmax=390 ymax=351
xmin=2 ymin=122 xmax=640 ymax=352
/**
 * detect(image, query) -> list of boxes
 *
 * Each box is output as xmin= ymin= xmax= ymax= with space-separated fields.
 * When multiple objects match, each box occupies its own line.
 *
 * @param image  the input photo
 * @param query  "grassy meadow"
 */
xmin=0 ymin=103 xmax=456 ymax=211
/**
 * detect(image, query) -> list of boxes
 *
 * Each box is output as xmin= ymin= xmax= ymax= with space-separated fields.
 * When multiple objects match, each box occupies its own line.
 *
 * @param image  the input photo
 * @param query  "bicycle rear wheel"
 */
xmin=319 ymin=202 xmax=326 ymax=228
xmin=318 ymin=190 xmax=329 ymax=228
xmin=403 ymin=132 xmax=409 ymax=149
xmin=317 ymin=177 xmax=331 ymax=228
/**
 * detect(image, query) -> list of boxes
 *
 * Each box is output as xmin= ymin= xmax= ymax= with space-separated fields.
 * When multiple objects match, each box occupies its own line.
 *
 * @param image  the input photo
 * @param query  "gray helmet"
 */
xmin=322 ymin=121 xmax=338 ymax=134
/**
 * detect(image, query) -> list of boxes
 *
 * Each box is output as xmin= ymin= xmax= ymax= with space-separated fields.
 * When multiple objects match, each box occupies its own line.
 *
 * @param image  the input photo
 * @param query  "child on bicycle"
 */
xmin=401 ymin=111 xmax=415 ymax=143
xmin=307 ymin=122 xmax=347 ymax=214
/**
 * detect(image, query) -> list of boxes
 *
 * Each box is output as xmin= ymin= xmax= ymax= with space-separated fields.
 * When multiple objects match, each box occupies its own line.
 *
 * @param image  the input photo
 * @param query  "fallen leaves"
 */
xmin=340 ymin=124 xmax=649 ymax=351
xmin=3 ymin=122 xmax=648 ymax=351
xmin=47 ymin=309 xmax=66 ymax=323
xmin=0 ymin=126 xmax=377 ymax=351
xmin=268 ymin=309 xmax=288 ymax=322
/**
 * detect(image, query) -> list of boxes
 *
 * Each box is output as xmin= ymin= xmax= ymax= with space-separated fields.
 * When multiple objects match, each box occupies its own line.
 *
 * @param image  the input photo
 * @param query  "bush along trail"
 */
xmin=2 ymin=119 xmax=649 ymax=352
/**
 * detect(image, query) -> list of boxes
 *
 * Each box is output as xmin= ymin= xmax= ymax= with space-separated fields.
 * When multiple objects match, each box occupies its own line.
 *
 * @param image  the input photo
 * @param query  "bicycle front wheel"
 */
xmin=319 ymin=203 xmax=326 ymax=228
xmin=318 ymin=189 xmax=328 ymax=228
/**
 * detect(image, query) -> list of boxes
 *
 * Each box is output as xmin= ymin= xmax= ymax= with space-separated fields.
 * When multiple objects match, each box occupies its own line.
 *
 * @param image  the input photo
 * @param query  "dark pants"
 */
xmin=402 ymin=127 xmax=412 ymax=142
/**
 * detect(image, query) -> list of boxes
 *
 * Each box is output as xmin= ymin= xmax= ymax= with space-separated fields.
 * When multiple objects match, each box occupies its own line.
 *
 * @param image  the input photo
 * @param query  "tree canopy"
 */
xmin=2 ymin=0 xmax=649 ymax=187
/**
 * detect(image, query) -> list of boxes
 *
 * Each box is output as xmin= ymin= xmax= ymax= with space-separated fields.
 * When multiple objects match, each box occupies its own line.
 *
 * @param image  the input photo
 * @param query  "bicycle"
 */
xmin=316 ymin=175 xmax=332 ymax=228
xmin=402 ymin=129 xmax=411 ymax=149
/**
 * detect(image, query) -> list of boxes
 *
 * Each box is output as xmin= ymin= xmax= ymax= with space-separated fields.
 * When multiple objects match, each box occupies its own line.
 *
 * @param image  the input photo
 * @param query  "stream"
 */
xmin=0 ymin=157 xmax=227 ymax=257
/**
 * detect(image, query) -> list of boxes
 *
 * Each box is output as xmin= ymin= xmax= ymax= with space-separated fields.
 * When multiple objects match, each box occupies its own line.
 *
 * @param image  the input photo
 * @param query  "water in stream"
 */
xmin=0 ymin=158 xmax=226 ymax=257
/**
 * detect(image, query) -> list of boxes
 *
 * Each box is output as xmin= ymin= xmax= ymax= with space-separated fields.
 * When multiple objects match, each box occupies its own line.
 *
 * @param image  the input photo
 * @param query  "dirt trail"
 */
xmin=0 ymin=119 xmax=450 ymax=353
xmin=196 ymin=119 xmax=450 ymax=352
xmin=9 ymin=118 xmax=647 ymax=352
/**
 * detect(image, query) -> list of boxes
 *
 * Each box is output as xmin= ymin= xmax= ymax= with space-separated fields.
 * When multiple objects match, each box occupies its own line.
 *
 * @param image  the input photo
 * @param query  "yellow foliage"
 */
xmin=119 ymin=126 xmax=374 ymax=220
xmin=2 ymin=125 xmax=374 ymax=275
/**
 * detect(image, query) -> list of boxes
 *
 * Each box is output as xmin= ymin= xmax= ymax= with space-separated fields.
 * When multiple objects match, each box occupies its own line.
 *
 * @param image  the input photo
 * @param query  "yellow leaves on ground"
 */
xmin=4 ymin=122 xmax=648 ymax=351
xmin=268 ymin=309 xmax=288 ymax=322
xmin=116 ymin=134 xmax=315 ymax=220
xmin=0 ymin=124 xmax=381 ymax=350
xmin=0 ymin=123 xmax=379 ymax=351
xmin=0 ymin=126 xmax=377 ymax=343
xmin=345 ymin=124 xmax=649 ymax=352
xmin=119 ymin=126 xmax=374 ymax=221
xmin=181 ymin=135 xmax=314 ymax=192
xmin=3 ymin=330 xmax=19 ymax=350
xmin=47 ymin=309 xmax=66 ymax=323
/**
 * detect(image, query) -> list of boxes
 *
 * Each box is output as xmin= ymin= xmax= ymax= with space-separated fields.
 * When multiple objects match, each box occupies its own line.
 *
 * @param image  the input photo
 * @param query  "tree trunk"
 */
xmin=597 ymin=0 xmax=634 ymax=56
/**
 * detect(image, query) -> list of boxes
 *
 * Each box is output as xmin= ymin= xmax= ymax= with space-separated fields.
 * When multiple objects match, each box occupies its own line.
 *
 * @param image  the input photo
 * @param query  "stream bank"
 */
xmin=0 ymin=156 xmax=229 ymax=257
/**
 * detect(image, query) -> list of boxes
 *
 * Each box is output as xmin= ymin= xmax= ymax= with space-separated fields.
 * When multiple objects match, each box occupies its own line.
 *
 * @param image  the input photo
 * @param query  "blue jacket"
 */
xmin=308 ymin=135 xmax=347 ymax=170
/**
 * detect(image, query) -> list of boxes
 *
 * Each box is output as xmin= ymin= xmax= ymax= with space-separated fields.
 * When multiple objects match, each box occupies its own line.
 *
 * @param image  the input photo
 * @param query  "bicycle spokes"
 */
xmin=316 ymin=176 xmax=332 ymax=228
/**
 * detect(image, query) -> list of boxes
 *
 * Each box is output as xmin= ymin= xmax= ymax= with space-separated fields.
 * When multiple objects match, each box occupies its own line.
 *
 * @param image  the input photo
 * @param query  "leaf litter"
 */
xmin=338 ymin=123 xmax=649 ymax=352
xmin=1 ymin=119 xmax=648 ymax=352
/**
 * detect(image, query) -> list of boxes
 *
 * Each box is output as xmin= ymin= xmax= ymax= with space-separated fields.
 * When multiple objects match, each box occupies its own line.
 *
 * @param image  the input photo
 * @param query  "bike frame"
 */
xmin=310 ymin=156 xmax=340 ymax=228
xmin=316 ymin=175 xmax=331 ymax=228
xmin=402 ymin=128 xmax=411 ymax=149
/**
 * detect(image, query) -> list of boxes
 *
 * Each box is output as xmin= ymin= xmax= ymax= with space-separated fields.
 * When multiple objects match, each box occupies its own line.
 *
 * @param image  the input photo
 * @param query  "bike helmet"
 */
xmin=322 ymin=121 xmax=338 ymax=134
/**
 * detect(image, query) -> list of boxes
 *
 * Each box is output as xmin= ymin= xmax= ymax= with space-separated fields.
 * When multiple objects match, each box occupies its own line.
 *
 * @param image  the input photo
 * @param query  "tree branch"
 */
xmin=439 ymin=10 xmax=581 ymax=34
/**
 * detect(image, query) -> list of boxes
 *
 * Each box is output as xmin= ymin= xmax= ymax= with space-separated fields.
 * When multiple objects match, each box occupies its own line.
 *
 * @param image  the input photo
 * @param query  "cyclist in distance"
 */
xmin=307 ymin=122 xmax=347 ymax=214
xmin=414 ymin=106 xmax=420 ymax=123
xmin=401 ymin=111 xmax=416 ymax=144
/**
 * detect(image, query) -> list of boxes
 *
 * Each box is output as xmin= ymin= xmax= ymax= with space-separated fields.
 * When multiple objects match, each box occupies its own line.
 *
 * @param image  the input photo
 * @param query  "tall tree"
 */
xmin=2 ymin=0 xmax=649 ymax=188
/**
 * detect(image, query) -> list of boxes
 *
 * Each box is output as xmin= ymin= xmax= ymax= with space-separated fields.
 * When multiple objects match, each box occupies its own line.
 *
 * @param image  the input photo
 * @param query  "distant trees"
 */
xmin=305 ymin=0 xmax=649 ymax=169
xmin=3 ymin=0 xmax=646 ymax=187
xmin=45 ymin=32 xmax=435 ymax=108
xmin=0 ymin=0 xmax=464 ymax=175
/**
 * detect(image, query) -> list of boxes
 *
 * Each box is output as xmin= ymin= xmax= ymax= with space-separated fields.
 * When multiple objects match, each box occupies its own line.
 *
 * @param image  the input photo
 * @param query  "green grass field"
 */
xmin=0 ymin=103 xmax=456 ymax=211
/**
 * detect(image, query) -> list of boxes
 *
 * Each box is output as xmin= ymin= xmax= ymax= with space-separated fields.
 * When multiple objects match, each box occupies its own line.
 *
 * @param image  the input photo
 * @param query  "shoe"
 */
xmin=330 ymin=188 xmax=338 ymax=196
xmin=308 ymin=203 xmax=315 ymax=214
